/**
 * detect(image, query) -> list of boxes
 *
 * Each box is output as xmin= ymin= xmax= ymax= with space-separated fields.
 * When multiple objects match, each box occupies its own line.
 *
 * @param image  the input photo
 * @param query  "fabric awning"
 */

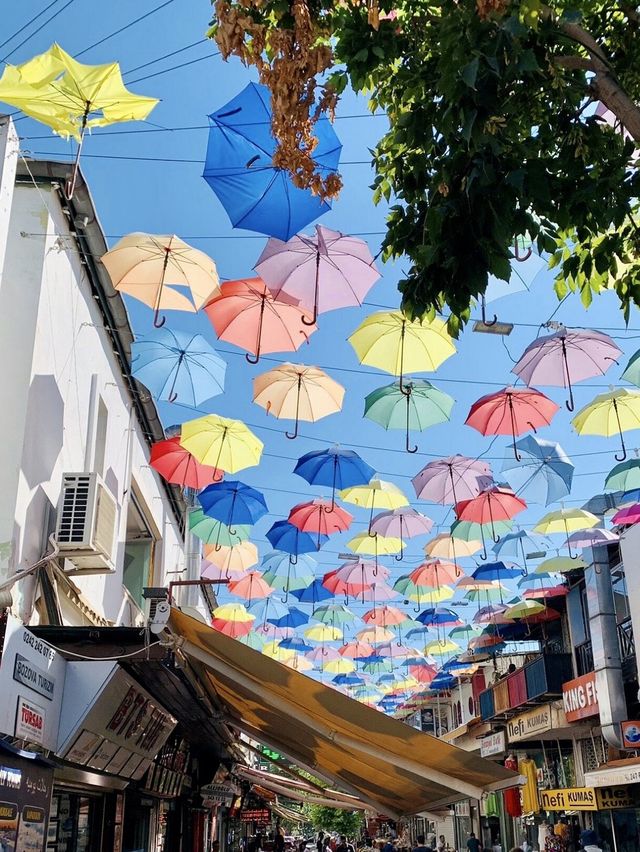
xmin=169 ymin=609 xmax=520 ymax=818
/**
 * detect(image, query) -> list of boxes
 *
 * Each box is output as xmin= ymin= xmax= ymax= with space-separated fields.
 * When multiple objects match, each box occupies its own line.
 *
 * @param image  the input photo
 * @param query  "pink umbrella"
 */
xmin=523 ymin=585 xmax=568 ymax=599
xmin=255 ymin=225 xmax=380 ymax=326
xmin=254 ymin=622 xmax=294 ymax=640
xmin=376 ymin=643 xmax=416 ymax=659
xmin=201 ymin=562 xmax=247 ymax=582
xmin=306 ymin=646 xmax=341 ymax=663
xmin=358 ymin=582 xmax=399 ymax=602
xmin=412 ymin=455 xmax=493 ymax=505
xmin=513 ymin=327 xmax=622 ymax=411
xmin=473 ymin=604 xmax=514 ymax=625
xmin=612 ymin=503 xmax=640 ymax=526
xmin=370 ymin=507 xmax=434 ymax=561
xmin=363 ymin=605 xmax=409 ymax=626
xmin=339 ymin=641 xmax=375 ymax=659
xmin=566 ymin=528 xmax=618 ymax=548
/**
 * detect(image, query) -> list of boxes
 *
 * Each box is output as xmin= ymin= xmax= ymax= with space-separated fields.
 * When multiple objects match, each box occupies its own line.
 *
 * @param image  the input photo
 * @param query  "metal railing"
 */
xmin=617 ymin=617 xmax=635 ymax=661
xmin=575 ymin=640 xmax=594 ymax=677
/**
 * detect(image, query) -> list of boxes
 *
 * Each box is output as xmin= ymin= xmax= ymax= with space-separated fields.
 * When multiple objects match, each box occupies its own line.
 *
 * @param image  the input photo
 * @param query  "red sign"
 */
xmin=240 ymin=809 xmax=271 ymax=823
xmin=621 ymin=721 xmax=640 ymax=749
xmin=562 ymin=672 xmax=599 ymax=722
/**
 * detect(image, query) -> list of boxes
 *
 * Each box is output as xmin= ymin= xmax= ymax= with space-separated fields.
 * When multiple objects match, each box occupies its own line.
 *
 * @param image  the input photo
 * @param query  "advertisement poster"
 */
xmin=0 ymin=753 xmax=53 ymax=852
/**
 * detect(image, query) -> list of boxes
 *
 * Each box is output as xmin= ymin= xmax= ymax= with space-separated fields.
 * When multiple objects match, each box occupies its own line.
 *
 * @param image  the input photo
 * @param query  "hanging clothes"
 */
xmin=519 ymin=757 xmax=540 ymax=814
xmin=484 ymin=792 xmax=499 ymax=818
xmin=504 ymin=755 xmax=522 ymax=817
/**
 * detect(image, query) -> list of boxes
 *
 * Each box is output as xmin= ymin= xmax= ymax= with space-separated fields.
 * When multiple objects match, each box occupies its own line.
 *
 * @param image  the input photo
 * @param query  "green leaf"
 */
xmin=461 ymin=57 xmax=480 ymax=90
xmin=372 ymin=45 xmax=385 ymax=59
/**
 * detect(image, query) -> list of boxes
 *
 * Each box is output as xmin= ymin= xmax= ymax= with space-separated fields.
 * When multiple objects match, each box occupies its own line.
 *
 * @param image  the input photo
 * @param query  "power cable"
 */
xmin=0 ymin=0 xmax=61 ymax=52
xmin=123 ymin=38 xmax=207 ymax=75
xmin=74 ymin=0 xmax=178 ymax=58
xmin=1 ymin=0 xmax=76 ymax=63
xmin=28 ymin=149 xmax=371 ymax=166
xmin=127 ymin=50 xmax=220 ymax=85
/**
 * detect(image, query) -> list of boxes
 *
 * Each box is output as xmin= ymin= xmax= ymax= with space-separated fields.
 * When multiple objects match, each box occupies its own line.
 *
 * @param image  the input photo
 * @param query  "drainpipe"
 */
xmin=583 ymin=543 xmax=626 ymax=748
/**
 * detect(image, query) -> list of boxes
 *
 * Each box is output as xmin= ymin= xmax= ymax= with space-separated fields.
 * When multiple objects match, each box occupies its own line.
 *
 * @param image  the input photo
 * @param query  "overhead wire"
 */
xmin=123 ymin=38 xmax=208 ymax=75
xmin=1 ymin=0 xmax=77 ymax=63
xmin=0 ymin=0 xmax=62 ymax=52
xmin=74 ymin=0 xmax=179 ymax=58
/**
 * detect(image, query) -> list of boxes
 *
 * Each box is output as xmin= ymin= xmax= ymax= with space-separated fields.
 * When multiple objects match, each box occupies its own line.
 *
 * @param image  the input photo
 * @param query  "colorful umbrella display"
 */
xmin=199 ymin=480 xmax=268 ymax=528
xmin=181 ymin=414 xmax=263 ymax=476
xmin=189 ymin=511 xmax=251 ymax=547
xmin=294 ymin=447 xmax=375 ymax=509
xmin=203 ymin=540 xmax=259 ymax=575
xmin=150 ymin=437 xmax=223 ymax=489
xmin=412 ymin=456 xmax=492 ymax=505
xmin=455 ymin=487 xmax=527 ymax=554
xmin=205 ymin=278 xmax=317 ymax=365
xmin=572 ymin=388 xmax=640 ymax=461
xmin=370 ymin=507 xmax=433 ymax=560
xmin=103 ymin=233 xmax=220 ymax=328
xmin=227 ymin=571 xmax=274 ymax=602
xmin=534 ymin=508 xmax=599 ymax=558
xmin=288 ymin=499 xmax=353 ymax=543
xmin=266 ymin=521 xmax=328 ymax=559
xmin=340 ymin=479 xmax=409 ymax=533
xmin=364 ymin=380 xmax=454 ymax=453
xmin=253 ymin=364 xmax=344 ymax=439
xmin=501 ymin=436 xmax=574 ymax=506
xmin=513 ymin=327 xmax=622 ymax=410
xmin=211 ymin=603 xmax=255 ymax=637
xmin=605 ymin=459 xmax=640 ymax=492
xmin=203 ymin=82 xmax=341 ymax=240
xmin=256 ymin=225 xmax=380 ymax=324
xmin=425 ymin=533 xmax=482 ymax=560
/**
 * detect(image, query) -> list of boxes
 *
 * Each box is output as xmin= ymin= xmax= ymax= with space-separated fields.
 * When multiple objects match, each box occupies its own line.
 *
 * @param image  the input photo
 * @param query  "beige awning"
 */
xmin=169 ymin=609 xmax=520 ymax=818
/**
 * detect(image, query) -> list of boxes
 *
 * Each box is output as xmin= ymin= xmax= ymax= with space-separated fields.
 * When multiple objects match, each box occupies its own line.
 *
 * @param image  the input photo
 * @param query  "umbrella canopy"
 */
xmin=131 ymin=328 xmax=226 ymax=405
xmin=203 ymin=82 xmax=341 ymax=240
xmin=501 ymin=436 xmax=574 ymax=506
xmin=103 ymin=233 xmax=220 ymax=328
xmin=522 ymin=585 xmax=568 ymax=600
xmin=349 ymin=311 xmax=456 ymax=389
xmin=492 ymin=530 xmax=547 ymax=561
xmin=416 ymin=607 xmax=463 ymax=627
xmin=412 ymin=455 xmax=492 ymax=505
xmin=566 ymin=528 xmax=618 ymax=549
xmin=358 ymin=582 xmax=399 ymax=603
xmin=466 ymin=387 xmax=559 ymax=459
xmin=304 ymin=624 xmax=343 ymax=643
xmin=288 ymin=500 xmax=353 ymax=542
xmin=605 ymin=459 xmax=640 ymax=492
xmin=356 ymin=625 xmax=396 ymax=643
xmin=294 ymin=446 xmax=375 ymax=509
xmin=572 ymin=388 xmax=640 ymax=462
xmin=370 ymin=507 xmax=434 ymax=561
xmin=505 ymin=599 xmax=546 ymax=619
xmin=536 ymin=555 xmax=587 ymax=573
xmin=450 ymin=518 xmax=514 ymax=544
xmin=189 ymin=511 xmax=251 ymax=547
xmin=424 ymin=639 xmax=461 ymax=657
xmin=347 ymin=533 xmax=404 ymax=556
xmin=205 ymin=277 xmax=317 ymax=365
xmin=237 ymin=631 xmax=266 ymax=651
xmin=247 ymin=597 xmax=291 ymax=624
xmin=259 ymin=551 xmax=317 ymax=582
xmin=513 ymin=327 xmax=621 ymax=410
xmin=253 ymin=363 xmax=344 ymax=439
xmin=364 ymin=380 xmax=454 ymax=453
xmin=473 ymin=604 xmax=513 ymax=625
xmin=324 ymin=658 xmax=357 ymax=674
xmin=455 ymin=487 xmax=527 ymax=555
xmin=256 ymin=225 xmax=380 ymax=324
xmin=290 ymin=578 xmax=334 ymax=604
xmin=612 ymin=503 xmax=640 ymax=526
xmin=362 ymin=605 xmax=409 ymax=627
xmin=472 ymin=562 xmax=523 ymax=581
xmin=534 ymin=508 xmax=599 ymax=558
xmin=267 ymin=607 xmax=310 ymax=630
xmin=211 ymin=602 xmax=255 ymax=637
xmin=312 ymin=604 xmax=358 ymax=627
xmin=227 ymin=571 xmax=274 ymax=602
xmin=198 ymin=480 xmax=268 ymax=527
xmin=150 ymin=436 xmax=223 ymax=490
xmin=203 ymin=541 xmax=258 ymax=574
xmin=181 ymin=414 xmax=263 ymax=475
xmin=266 ymin=520 xmax=328 ymax=558
xmin=425 ymin=534 xmax=482 ymax=559
xmin=340 ymin=479 xmax=409 ymax=534
xmin=410 ymin=560 xmax=461 ymax=587
xmin=339 ymin=641 xmax=375 ymax=659
xmin=622 ymin=347 xmax=640 ymax=387
xmin=201 ymin=561 xmax=244 ymax=582
xmin=465 ymin=585 xmax=507 ymax=603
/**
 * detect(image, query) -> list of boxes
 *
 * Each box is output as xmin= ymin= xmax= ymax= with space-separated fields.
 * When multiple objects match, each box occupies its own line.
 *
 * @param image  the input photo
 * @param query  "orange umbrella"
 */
xmin=362 ymin=605 xmax=408 ymax=627
xmin=227 ymin=571 xmax=274 ymax=602
xmin=409 ymin=559 xmax=462 ymax=587
xmin=205 ymin=277 xmax=317 ymax=364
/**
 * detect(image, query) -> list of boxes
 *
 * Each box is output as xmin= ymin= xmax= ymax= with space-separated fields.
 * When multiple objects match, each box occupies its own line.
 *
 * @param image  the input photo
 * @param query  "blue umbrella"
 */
xmin=291 ymin=578 xmax=334 ymax=604
xmin=430 ymin=672 xmax=457 ymax=690
xmin=267 ymin=607 xmax=310 ymax=629
xmin=266 ymin=520 xmax=328 ymax=560
xmin=332 ymin=673 xmax=365 ymax=686
xmin=416 ymin=607 xmax=462 ymax=627
xmin=493 ymin=529 xmax=548 ymax=573
xmin=279 ymin=636 xmax=313 ymax=653
xmin=131 ymin=328 xmax=226 ymax=406
xmin=199 ymin=480 xmax=268 ymax=528
xmin=294 ymin=447 xmax=375 ymax=509
xmin=502 ymin=436 xmax=574 ymax=505
xmin=203 ymin=82 xmax=342 ymax=240
xmin=248 ymin=598 xmax=290 ymax=624
xmin=472 ymin=561 xmax=524 ymax=581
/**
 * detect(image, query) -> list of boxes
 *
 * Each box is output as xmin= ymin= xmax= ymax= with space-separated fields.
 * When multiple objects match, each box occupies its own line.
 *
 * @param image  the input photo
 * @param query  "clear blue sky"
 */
xmin=4 ymin=0 xmax=640 ymax=654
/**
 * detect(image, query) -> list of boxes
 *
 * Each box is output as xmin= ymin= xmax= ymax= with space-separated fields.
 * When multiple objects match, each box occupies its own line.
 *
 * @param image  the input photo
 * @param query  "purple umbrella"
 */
xmin=255 ymin=225 xmax=380 ymax=326
xmin=370 ymin=507 xmax=434 ymax=561
xmin=412 ymin=455 xmax=493 ymax=505
xmin=566 ymin=528 xmax=619 ymax=549
xmin=512 ymin=326 xmax=622 ymax=411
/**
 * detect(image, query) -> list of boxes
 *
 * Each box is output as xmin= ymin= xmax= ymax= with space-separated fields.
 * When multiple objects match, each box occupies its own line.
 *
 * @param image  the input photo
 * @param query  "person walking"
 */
xmin=412 ymin=835 xmax=430 ymax=852
xmin=578 ymin=831 xmax=602 ymax=852
xmin=317 ymin=833 xmax=325 ymax=852
xmin=467 ymin=833 xmax=481 ymax=852
xmin=336 ymin=837 xmax=355 ymax=852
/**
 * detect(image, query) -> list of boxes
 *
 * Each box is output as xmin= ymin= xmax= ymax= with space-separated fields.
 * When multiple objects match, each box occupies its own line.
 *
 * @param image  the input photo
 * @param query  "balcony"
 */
xmin=479 ymin=653 xmax=574 ymax=721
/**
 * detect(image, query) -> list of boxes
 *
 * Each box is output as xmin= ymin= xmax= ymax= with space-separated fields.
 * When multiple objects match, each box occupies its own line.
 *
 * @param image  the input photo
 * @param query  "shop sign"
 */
xmin=562 ymin=672 xmax=599 ymax=722
xmin=201 ymin=783 xmax=235 ymax=804
xmin=454 ymin=800 xmax=470 ymax=817
xmin=240 ymin=808 xmax=271 ymax=822
xmin=0 ymin=751 xmax=53 ymax=852
xmin=585 ymin=763 xmax=640 ymax=788
xmin=621 ymin=721 xmax=640 ymax=749
xmin=480 ymin=731 xmax=506 ymax=757
xmin=0 ymin=616 xmax=66 ymax=751
xmin=540 ymin=787 xmax=598 ymax=811
xmin=596 ymin=786 xmax=635 ymax=809
xmin=507 ymin=704 xmax=566 ymax=742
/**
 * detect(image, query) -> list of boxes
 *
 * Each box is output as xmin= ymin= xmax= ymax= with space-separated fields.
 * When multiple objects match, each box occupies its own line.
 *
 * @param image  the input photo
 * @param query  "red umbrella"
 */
xmin=455 ymin=487 xmax=527 ymax=551
xmin=204 ymin=277 xmax=317 ymax=364
xmin=520 ymin=606 xmax=562 ymax=624
xmin=522 ymin=585 xmax=568 ymax=599
xmin=288 ymin=499 xmax=353 ymax=548
xmin=408 ymin=663 xmax=438 ymax=684
xmin=150 ymin=436 xmax=223 ymax=488
xmin=409 ymin=559 xmax=461 ymax=586
xmin=465 ymin=387 xmax=559 ymax=459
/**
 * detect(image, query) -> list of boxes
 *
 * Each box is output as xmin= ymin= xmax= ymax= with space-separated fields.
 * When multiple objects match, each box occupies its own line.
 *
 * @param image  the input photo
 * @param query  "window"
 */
xmin=123 ymin=489 xmax=156 ymax=610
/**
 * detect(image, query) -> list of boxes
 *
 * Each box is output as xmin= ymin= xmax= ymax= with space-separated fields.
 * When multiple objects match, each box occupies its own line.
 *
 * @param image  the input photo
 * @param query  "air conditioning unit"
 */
xmin=56 ymin=473 xmax=118 ymax=574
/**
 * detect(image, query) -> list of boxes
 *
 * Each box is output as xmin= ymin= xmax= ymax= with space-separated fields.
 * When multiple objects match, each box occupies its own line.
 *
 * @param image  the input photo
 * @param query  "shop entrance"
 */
xmin=49 ymin=790 xmax=105 ymax=852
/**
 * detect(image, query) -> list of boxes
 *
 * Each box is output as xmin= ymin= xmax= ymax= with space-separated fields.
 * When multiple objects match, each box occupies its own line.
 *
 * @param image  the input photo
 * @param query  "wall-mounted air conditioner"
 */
xmin=55 ymin=473 xmax=117 ymax=574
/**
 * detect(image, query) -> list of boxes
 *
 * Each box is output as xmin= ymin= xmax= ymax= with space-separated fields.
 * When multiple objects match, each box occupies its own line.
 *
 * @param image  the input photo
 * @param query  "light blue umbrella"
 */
xmin=248 ymin=597 xmax=290 ymax=624
xmin=502 ymin=436 xmax=574 ymax=505
xmin=260 ymin=551 xmax=316 ymax=600
xmin=493 ymin=529 xmax=548 ymax=573
xmin=131 ymin=327 xmax=226 ymax=406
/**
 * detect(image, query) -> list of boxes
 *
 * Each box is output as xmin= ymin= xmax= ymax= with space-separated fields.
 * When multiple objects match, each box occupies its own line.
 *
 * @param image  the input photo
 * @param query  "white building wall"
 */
xmin=0 ymin=140 xmax=185 ymax=626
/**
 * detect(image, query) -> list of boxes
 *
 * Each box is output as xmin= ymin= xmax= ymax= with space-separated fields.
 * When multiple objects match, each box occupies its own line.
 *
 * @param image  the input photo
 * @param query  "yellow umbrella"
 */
xmin=340 ymin=479 xmax=409 ymax=533
xmin=284 ymin=655 xmax=314 ymax=671
xmin=356 ymin=625 xmax=395 ymax=643
xmin=181 ymin=414 xmax=263 ymax=475
xmin=203 ymin=541 xmax=258 ymax=574
xmin=102 ymin=233 xmax=220 ymax=328
xmin=405 ymin=585 xmax=454 ymax=604
xmin=0 ymin=44 xmax=158 ymax=195
xmin=425 ymin=534 xmax=482 ymax=559
xmin=387 ymin=674 xmax=420 ymax=691
xmin=253 ymin=363 xmax=345 ymax=439
xmin=212 ymin=602 xmax=253 ymax=622
xmin=348 ymin=310 xmax=456 ymax=389
xmin=536 ymin=555 xmax=587 ymax=573
xmin=304 ymin=624 xmax=343 ymax=642
xmin=572 ymin=388 xmax=640 ymax=462
xmin=534 ymin=508 xmax=599 ymax=559
xmin=424 ymin=638 xmax=461 ymax=656
xmin=323 ymin=658 xmax=356 ymax=674
xmin=347 ymin=533 xmax=404 ymax=556
xmin=262 ymin=641 xmax=295 ymax=662
xmin=505 ymin=599 xmax=546 ymax=619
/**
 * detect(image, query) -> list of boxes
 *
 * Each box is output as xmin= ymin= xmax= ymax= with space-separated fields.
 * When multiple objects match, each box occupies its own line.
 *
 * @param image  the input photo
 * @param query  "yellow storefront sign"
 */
xmin=596 ymin=786 xmax=635 ymax=810
xmin=540 ymin=788 xmax=598 ymax=811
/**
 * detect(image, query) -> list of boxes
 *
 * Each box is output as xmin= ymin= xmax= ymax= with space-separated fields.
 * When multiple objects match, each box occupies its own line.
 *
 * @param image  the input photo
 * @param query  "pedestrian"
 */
xmin=275 ymin=829 xmax=285 ymax=852
xmin=412 ymin=835 xmax=430 ymax=852
xmin=508 ymin=848 xmax=522 ymax=852
xmin=382 ymin=838 xmax=395 ymax=852
xmin=436 ymin=837 xmax=446 ymax=852
xmin=467 ymin=833 xmax=481 ymax=852
xmin=579 ymin=831 xmax=602 ymax=852
xmin=336 ymin=836 xmax=355 ymax=852
xmin=544 ymin=825 xmax=564 ymax=852
xmin=317 ymin=833 xmax=325 ymax=852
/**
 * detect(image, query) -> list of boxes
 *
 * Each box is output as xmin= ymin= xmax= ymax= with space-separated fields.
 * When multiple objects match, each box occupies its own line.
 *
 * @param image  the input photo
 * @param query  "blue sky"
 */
xmin=4 ymin=0 xmax=640 ymax=652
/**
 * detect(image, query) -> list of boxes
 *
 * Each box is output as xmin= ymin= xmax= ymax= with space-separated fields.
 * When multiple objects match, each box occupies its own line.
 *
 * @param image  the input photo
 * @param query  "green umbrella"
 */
xmin=189 ymin=510 xmax=251 ymax=546
xmin=364 ymin=379 xmax=454 ymax=453
xmin=312 ymin=604 xmax=358 ymax=627
xmin=605 ymin=458 xmax=640 ymax=492
xmin=622 ymin=348 xmax=640 ymax=387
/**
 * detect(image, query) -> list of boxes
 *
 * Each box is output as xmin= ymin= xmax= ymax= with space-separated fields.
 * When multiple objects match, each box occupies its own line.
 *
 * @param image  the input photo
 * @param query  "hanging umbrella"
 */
xmin=468 ymin=634 xmax=506 ymax=652
xmin=612 ymin=503 xmax=640 ymax=526
xmin=181 ymin=414 xmax=263 ymax=476
xmin=103 ymin=234 xmax=220 ymax=328
xmin=266 ymin=521 xmax=328 ymax=562
xmin=362 ymin=605 xmax=408 ymax=627
xmin=450 ymin=518 xmax=514 ymax=546
xmin=150 ymin=436 xmax=223 ymax=489
xmin=204 ymin=540 xmax=259 ymax=574
xmin=416 ymin=607 xmax=463 ymax=627
xmin=364 ymin=380 xmax=454 ymax=453
xmin=502 ymin=436 xmax=574 ymax=506
xmin=473 ymin=604 xmax=514 ymax=625
xmin=505 ymin=599 xmax=546 ymax=619
xmin=304 ymin=624 xmax=343 ymax=643
xmin=203 ymin=82 xmax=341 ymax=240
xmin=456 ymin=576 xmax=501 ymax=592
xmin=466 ymin=387 xmax=559 ymax=460
xmin=260 ymin=550 xmax=317 ymax=579
xmin=412 ymin=455 xmax=493 ymax=505
xmin=288 ymin=499 xmax=353 ymax=548
xmin=267 ymin=607 xmax=310 ymax=630
xmin=393 ymin=576 xmax=453 ymax=606
xmin=605 ymin=459 xmax=640 ymax=492
xmin=247 ymin=597 xmax=291 ymax=625
xmin=356 ymin=625 xmax=396 ymax=643
xmin=566 ymin=528 xmax=618 ymax=549
xmin=339 ymin=641 xmax=375 ymax=659
xmin=472 ymin=562 xmax=523 ymax=581
xmin=261 ymin=556 xmax=315 ymax=599
xmin=492 ymin=530 xmax=548 ymax=572
xmin=199 ymin=481 xmax=268 ymax=533
xmin=465 ymin=585 xmax=508 ymax=603
xmin=312 ymin=604 xmax=357 ymax=629
xmin=410 ymin=560 xmax=461 ymax=587
xmin=201 ymin=561 xmax=244 ymax=582
xmin=358 ymin=582 xmax=399 ymax=603
xmin=450 ymin=624 xmax=483 ymax=641
xmin=237 ymin=631 xmax=266 ymax=651
xmin=424 ymin=639 xmax=461 ymax=657
xmin=425 ymin=534 xmax=482 ymax=560
xmin=455 ymin=487 xmax=527 ymax=556
xmin=262 ymin=641 xmax=296 ymax=663
xmin=332 ymin=560 xmax=388 ymax=599
xmin=294 ymin=446 xmax=375 ymax=510
xmin=255 ymin=622 xmax=293 ymax=640
xmin=349 ymin=311 xmax=456 ymax=391
xmin=534 ymin=508 xmax=599 ymax=558
xmin=408 ymin=663 xmax=438 ymax=684
xmin=131 ymin=328 xmax=226 ymax=404
xmin=279 ymin=637 xmax=314 ymax=654
xmin=253 ymin=364 xmax=344 ymax=439
xmin=291 ymin=578 xmax=334 ymax=604
xmin=332 ymin=673 xmax=366 ymax=686
xmin=362 ymin=657 xmax=395 ymax=675
xmin=513 ymin=327 xmax=622 ymax=410
xmin=189 ymin=511 xmax=251 ymax=547
xmin=377 ymin=642 xmax=417 ymax=661
xmin=211 ymin=603 xmax=255 ymax=637
xmin=256 ymin=225 xmax=380 ymax=325
xmin=324 ymin=658 xmax=357 ymax=675
xmin=522 ymin=585 xmax=567 ymax=600
xmin=572 ymin=388 xmax=640 ymax=461
xmin=0 ymin=44 xmax=158 ymax=197
xmin=227 ymin=571 xmax=274 ymax=602
xmin=536 ymin=555 xmax=587 ymax=573
xmin=340 ymin=479 xmax=409 ymax=534
xmin=347 ymin=533 xmax=404 ymax=556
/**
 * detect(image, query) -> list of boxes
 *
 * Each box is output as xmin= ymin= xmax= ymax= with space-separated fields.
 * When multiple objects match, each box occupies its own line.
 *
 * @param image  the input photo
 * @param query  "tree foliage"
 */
xmin=303 ymin=804 xmax=364 ymax=837
xmin=210 ymin=0 xmax=640 ymax=333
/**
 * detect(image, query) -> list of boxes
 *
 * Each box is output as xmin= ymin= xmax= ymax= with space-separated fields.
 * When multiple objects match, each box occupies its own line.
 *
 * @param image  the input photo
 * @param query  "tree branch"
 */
xmin=554 ymin=55 xmax=595 ymax=70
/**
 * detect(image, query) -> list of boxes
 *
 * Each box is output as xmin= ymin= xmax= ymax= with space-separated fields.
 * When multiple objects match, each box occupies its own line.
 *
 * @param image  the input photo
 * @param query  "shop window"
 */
xmin=48 ymin=791 xmax=104 ymax=852
xmin=123 ymin=489 xmax=157 ymax=611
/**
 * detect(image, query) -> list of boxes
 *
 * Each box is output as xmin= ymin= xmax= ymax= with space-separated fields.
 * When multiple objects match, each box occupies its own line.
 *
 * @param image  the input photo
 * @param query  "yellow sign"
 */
xmin=596 ymin=786 xmax=635 ymax=810
xmin=540 ymin=788 xmax=598 ymax=811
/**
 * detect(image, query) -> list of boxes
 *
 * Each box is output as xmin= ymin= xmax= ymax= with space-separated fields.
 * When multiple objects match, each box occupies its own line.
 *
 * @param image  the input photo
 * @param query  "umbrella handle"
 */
xmin=514 ymin=237 xmax=532 ymax=262
xmin=65 ymin=108 xmax=89 ymax=200
xmin=368 ymin=502 xmax=377 ymax=537
xmin=153 ymin=310 xmax=167 ymax=329
xmin=327 ymin=456 xmax=338 ymax=514
xmin=285 ymin=375 xmax=303 ymax=439
xmin=302 ymin=252 xmax=321 ymax=327
xmin=399 ymin=321 xmax=411 ymax=396
xmin=405 ymin=390 xmax=418 ymax=453
xmin=285 ymin=421 xmax=300 ymax=440
xmin=246 ymin=295 xmax=266 ymax=365
xmin=481 ymin=296 xmax=498 ymax=327
xmin=613 ymin=399 xmax=628 ymax=462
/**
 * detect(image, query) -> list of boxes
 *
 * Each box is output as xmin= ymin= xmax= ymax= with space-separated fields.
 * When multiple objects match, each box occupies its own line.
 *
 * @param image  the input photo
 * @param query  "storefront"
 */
xmin=584 ymin=763 xmax=640 ymax=852
xmin=0 ymin=741 xmax=55 ymax=852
